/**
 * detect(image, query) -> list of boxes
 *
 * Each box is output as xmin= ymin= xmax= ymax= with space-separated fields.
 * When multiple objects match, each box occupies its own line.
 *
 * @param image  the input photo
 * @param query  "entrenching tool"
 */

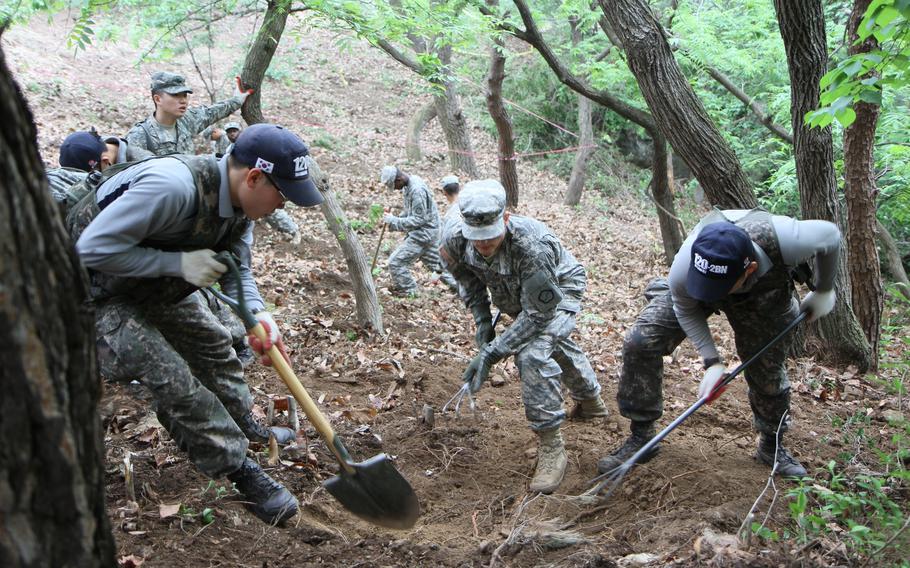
xmin=210 ymin=253 xmax=420 ymax=529
xmin=371 ymin=222 xmax=388 ymax=273
xmin=586 ymin=310 xmax=809 ymax=498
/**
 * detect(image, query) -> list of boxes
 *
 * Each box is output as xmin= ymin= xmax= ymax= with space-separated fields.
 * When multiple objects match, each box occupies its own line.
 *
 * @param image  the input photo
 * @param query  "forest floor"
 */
xmin=4 ymin=12 xmax=908 ymax=568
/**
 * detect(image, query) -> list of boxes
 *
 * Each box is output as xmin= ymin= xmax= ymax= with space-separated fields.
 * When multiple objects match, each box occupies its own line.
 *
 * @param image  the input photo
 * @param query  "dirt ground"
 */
xmin=3 ymin=12 xmax=906 ymax=568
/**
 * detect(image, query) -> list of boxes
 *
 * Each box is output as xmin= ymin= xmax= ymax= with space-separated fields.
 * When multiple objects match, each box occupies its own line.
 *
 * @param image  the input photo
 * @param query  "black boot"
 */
xmin=227 ymin=458 xmax=298 ymax=524
xmin=238 ymin=412 xmax=297 ymax=445
xmin=755 ymin=433 xmax=807 ymax=478
xmin=597 ymin=421 xmax=659 ymax=474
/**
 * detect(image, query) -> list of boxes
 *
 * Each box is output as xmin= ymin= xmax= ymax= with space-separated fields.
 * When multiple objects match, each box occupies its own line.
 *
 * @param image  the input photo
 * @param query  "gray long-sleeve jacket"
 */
xmin=441 ymin=215 xmax=586 ymax=360
xmin=125 ymin=95 xmax=244 ymax=158
xmin=669 ymin=209 xmax=841 ymax=361
xmin=385 ymin=175 xmax=440 ymax=244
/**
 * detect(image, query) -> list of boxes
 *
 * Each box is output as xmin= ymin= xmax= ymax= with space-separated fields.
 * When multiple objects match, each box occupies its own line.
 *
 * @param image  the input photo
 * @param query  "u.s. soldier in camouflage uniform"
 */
xmin=440 ymin=180 xmax=608 ymax=494
xmin=71 ymin=123 xmax=325 ymax=524
xmin=598 ymin=209 xmax=841 ymax=478
xmin=380 ymin=165 xmax=457 ymax=295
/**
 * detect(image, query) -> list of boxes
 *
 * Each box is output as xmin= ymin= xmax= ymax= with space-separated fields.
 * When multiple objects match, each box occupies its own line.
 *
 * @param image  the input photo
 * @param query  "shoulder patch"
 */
xmin=524 ymin=270 xmax=563 ymax=312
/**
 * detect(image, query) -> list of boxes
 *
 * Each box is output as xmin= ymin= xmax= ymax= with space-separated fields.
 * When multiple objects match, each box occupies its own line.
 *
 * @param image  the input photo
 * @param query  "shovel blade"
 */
xmin=323 ymin=453 xmax=420 ymax=529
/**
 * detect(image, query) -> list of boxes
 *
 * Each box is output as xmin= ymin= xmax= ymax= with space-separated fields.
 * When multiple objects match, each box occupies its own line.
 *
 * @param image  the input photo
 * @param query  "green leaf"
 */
xmin=836 ymin=107 xmax=857 ymax=127
xmin=858 ymin=89 xmax=882 ymax=105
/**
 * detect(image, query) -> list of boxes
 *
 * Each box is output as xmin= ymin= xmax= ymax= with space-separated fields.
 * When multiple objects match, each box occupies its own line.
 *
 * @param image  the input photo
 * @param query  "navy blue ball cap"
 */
xmin=231 ymin=123 xmax=323 ymax=207
xmin=59 ymin=130 xmax=106 ymax=172
xmin=686 ymin=222 xmax=753 ymax=302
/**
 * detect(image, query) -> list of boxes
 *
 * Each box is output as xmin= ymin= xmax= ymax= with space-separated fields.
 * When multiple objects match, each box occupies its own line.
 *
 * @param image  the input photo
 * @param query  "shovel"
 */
xmin=587 ymin=310 xmax=809 ymax=498
xmin=210 ymin=254 xmax=420 ymax=529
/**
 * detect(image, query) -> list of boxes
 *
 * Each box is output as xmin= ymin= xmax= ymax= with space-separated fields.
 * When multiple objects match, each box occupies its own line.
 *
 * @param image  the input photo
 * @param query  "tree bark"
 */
xmin=240 ymin=0 xmax=290 ymax=125
xmin=565 ymin=19 xmax=595 ymax=207
xmin=405 ymin=100 xmax=437 ymax=162
xmin=843 ymin=0 xmax=882 ymax=369
xmin=774 ymin=0 xmax=872 ymax=370
xmin=877 ymin=219 xmax=909 ymax=291
xmin=434 ymin=46 xmax=479 ymax=177
xmin=598 ymin=0 xmax=756 ymax=209
xmin=485 ymin=27 xmax=519 ymax=207
xmin=307 ymin=156 xmax=384 ymax=334
xmin=0 ymin=44 xmax=116 ymax=568
xmin=651 ymin=133 xmax=685 ymax=263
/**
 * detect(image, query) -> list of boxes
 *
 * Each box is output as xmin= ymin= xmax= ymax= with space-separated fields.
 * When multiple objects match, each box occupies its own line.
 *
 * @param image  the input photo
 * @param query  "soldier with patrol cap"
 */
xmin=440 ymin=180 xmax=608 ymax=494
xmin=71 ymin=123 xmax=325 ymax=525
xmin=440 ymin=174 xmax=462 ymax=235
xmin=379 ymin=165 xmax=457 ymax=295
xmin=598 ymin=209 xmax=841 ymax=478
xmin=126 ymin=71 xmax=250 ymax=159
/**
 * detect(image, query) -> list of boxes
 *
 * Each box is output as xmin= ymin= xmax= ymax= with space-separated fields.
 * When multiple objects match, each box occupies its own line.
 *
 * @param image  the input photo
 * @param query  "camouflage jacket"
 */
xmin=385 ymin=175 xmax=440 ymax=244
xmin=441 ymin=215 xmax=587 ymax=359
xmin=125 ymin=95 xmax=244 ymax=158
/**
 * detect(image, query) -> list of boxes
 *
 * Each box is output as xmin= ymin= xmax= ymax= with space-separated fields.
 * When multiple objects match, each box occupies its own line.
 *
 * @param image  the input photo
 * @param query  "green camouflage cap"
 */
xmin=150 ymin=71 xmax=193 ymax=95
xmin=224 ymin=121 xmax=242 ymax=131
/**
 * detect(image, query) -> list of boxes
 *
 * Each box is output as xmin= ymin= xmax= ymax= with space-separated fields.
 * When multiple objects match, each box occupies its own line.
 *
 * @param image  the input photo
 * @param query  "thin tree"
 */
xmin=485 ymin=21 xmax=519 ymax=206
xmin=564 ymin=17 xmax=596 ymax=207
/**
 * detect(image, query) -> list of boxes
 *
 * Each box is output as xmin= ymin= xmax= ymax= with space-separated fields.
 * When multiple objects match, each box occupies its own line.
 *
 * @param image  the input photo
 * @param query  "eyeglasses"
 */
xmin=261 ymin=170 xmax=290 ymax=202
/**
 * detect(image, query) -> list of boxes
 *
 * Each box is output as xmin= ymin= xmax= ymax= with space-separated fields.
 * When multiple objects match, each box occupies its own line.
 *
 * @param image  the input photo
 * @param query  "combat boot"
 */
xmin=227 ymin=458 xmax=298 ymax=524
xmin=529 ymin=428 xmax=568 ymax=494
xmin=596 ymin=421 xmax=659 ymax=474
xmin=569 ymin=396 xmax=609 ymax=420
xmin=755 ymin=433 xmax=807 ymax=478
xmin=238 ymin=411 xmax=297 ymax=445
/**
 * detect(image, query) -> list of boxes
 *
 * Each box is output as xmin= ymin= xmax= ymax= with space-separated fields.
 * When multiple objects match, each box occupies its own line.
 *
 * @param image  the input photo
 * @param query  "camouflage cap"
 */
xmin=441 ymin=175 xmax=459 ymax=188
xmin=458 ymin=179 xmax=506 ymax=240
xmin=150 ymin=71 xmax=193 ymax=95
xmin=224 ymin=121 xmax=242 ymax=131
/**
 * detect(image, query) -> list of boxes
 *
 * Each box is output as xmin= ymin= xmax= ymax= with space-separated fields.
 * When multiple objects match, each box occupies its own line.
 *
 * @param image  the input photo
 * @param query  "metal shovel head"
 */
xmin=323 ymin=453 xmax=420 ymax=529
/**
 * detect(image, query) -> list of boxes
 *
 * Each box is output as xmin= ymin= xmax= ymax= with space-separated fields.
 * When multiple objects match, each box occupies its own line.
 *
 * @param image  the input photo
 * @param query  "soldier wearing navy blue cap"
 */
xmin=70 ymin=123 xmax=323 ymax=525
xmin=598 ymin=209 xmax=841 ymax=478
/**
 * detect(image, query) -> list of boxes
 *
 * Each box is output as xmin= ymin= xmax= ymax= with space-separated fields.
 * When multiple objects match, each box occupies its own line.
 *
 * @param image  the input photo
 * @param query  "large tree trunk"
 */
xmin=843 ymin=0 xmax=882 ymax=370
xmin=0 ymin=44 xmax=116 ymax=567
xmin=485 ymin=25 xmax=520 ymax=207
xmin=774 ymin=0 xmax=872 ymax=371
xmin=434 ymin=46 xmax=479 ymax=177
xmin=651 ymin=133 xmax=685 ymax=263
xmin=564 ymin=19 xmax=595 ymax=208
xmin=405 ymin=101 xmax=437 ymax=162
xmin=240 ymin=0 xmax=289 ymax=125
xmin=877 ymin=219 xmax=910 ymax=295
xmin=306 ymin=156 xmax=384 ymax=334
xmin=599 ymin=0 xmax=756 ymax=209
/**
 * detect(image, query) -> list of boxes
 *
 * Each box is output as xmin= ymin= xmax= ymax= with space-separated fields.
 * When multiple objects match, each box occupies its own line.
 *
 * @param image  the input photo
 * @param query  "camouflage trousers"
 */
xmin=199 ymin=289 xmax=247 ymax=349
xmin=619 ymin=278 xmax=799 ymax=434
xmin=263 ymin=208 xmax=299 ymax=237
xmin=514 ymin=310 xmax=601 ymax=431
xmin=389 ymin=234 xmax=458 ymax=292
xmin=94 ymin=291 xmax=251 ymax=478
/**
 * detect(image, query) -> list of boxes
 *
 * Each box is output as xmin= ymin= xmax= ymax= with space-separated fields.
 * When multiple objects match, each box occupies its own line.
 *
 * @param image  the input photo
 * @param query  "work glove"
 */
xmin=247 ymin=311 xmax=291 ymax=367
xmin=698 ymin=363 xmax=727 ymax=403
xmin=462 ymin=347 xmax=498 ymax=394
xmin=234 ymin=76 xmax=254 ymax=103
xmin=800 ymin=290 xmax=836 ymax=322
xmin=474 ymin=318 xmax=495 ymax=348
xmin=180 ymin=249 xmax=227 ymax=287
xmin=383 ymin=214 xmax=395 ymax=226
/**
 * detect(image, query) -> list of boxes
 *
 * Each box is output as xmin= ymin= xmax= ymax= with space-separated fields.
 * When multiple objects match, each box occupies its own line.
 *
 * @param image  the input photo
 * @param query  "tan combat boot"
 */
xmin=569 ymin=396 xmax=609 ymax=420
xmin=529 ymin=428 xmax=568 ymax=494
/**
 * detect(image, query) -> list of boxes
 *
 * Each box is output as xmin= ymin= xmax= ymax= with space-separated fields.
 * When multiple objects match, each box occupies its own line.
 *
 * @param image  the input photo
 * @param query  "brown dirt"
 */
xmin=3 ymin=12 xmax=905 ymax=568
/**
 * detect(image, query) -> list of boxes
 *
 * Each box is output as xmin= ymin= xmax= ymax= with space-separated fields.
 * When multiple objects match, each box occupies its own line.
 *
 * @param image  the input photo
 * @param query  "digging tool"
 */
xmin=586 ymin=310 xmax=809 ymax=498
xmin=371 ymin=222 xmax=388 ymax=273
xmin=441 ymin=311 xmax=502 ymax=418
xmin=210 ymin=253 xmax=420 ymax=529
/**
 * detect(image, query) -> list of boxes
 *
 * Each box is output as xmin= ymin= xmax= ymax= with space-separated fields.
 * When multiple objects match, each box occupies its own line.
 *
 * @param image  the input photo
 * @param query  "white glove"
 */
xmin=234 ymin=76 xmax=253 ymax=103
xmin=698 ymin=363 xmax=727 ymax=402
xmin=800 ymin=290 xmax=836 ymax=322
xmin=255 ymin=311 xmax=280 ymax=344
xmin=180 ymin=249 xmax=227 ymax=287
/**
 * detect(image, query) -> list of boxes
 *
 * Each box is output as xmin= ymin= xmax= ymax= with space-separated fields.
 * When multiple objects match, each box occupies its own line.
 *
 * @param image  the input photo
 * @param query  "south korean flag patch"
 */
xmin=254 ymin=157 xmax=274 ymax=173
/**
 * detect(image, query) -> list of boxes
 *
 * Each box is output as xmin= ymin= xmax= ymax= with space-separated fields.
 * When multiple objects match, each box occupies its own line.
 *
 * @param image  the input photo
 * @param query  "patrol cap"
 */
xmin=59 ymin=130 xmax=106 ymax=172
xmin=224 ymin=121 xmax=242 ymax=131
xmin=441 ymin=175 xmax=459 ymax=188
xmin=231 ymin=123 xmax=323 ymax=207
xmin=686 ymin=222 xmax=753 ymax=302
xmin=380 ymin=165 xmax=398 ymax=189
xmin=458 ymin=179 xmax=507 ymax=240
xmin=150 ymin=71 xmax=193 ymax=95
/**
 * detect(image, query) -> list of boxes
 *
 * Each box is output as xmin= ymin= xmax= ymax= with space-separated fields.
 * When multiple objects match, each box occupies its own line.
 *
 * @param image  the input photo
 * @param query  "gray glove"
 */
xmin=472 ymin=305 xmax=495 ymax=348
xmin=462 ymin=347 xmax=498 ymax=394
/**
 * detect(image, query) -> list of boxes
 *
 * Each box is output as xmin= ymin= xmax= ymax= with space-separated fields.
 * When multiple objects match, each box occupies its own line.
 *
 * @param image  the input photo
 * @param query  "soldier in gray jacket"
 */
xmin=380 ymin=165 xmax=457 ymax=295
xmin=441 ymin=180 xmax=608 ymax=494
xmin=598 ymin=209 xmax=841 ymax=478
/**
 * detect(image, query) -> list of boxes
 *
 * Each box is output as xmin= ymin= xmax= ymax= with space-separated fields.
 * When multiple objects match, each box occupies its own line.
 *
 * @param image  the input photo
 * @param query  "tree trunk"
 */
xmin=599 ymin=0 xmax=756 ymax=209
xmin=843 ymin=0 xmax=882 ymax=369
xmin=240 ymin=0 xmax=290 ymax=125
xmin=877 ymin=219 xmax=910 ymax=293
xmin=306 ymin=156 xmax=384 ymax=334
xmin=405 ymin=100 xmax=437 ymax=162
xmin=485 ymin=27 xmax=520 ymax=207
xmin=564 ymin=19 xmax=595 ymax=208
xmin=774 ymin=0 xmax=872 ymax=371
xmin=434 ymin=46 xmax=479 ymax=177
xmin=0 ymin=44 xmax=116 ymax=568
xmin=651 ymin=133 xmax=685 ymax=263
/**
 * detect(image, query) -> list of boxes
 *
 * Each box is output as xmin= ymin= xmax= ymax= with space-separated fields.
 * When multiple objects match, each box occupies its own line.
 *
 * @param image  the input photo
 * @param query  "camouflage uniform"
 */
xmin=262 ymin=208 xmax=300 ymax=238
xmin=442 ymin=215 xmax=601 ymax=431
xmin=70 ymin=154 xmax=258 ymax=477
xmin=386 ymin=175 xmax=457 ymax=293
xmin=125 ymin=95 xmax=244 ymax=159
xmin=46 ymin=167 xmax=88 ymax=206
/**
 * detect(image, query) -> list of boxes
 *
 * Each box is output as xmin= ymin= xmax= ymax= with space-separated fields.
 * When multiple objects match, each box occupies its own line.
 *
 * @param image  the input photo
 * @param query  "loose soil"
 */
xmin=3 ymin=13 xmax=905 ymax=568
